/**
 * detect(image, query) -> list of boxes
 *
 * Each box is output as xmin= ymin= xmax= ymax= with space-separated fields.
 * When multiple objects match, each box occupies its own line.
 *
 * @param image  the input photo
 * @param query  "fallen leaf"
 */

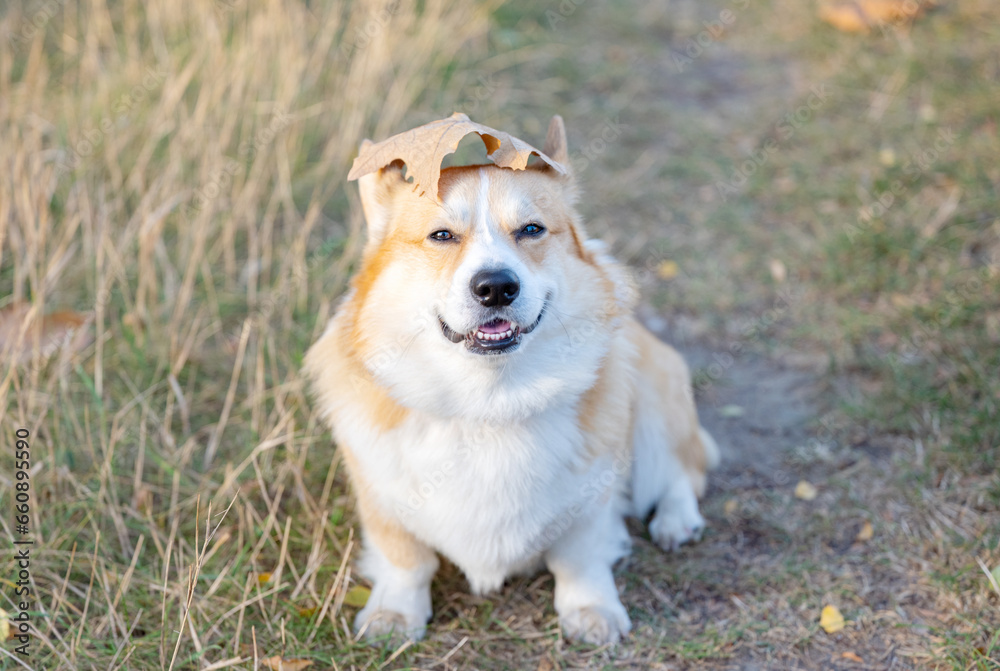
xmin=719 ymin=404 xmax=745 ymax=418
xmin=842 ymin=651 xmax=864 ymax=662
xmin=347 ymin=112 xmax=568 ymax=202
xmin=537 ymin=658 xmax=554 ymax=671
xmin=878 ymin=147 xmax=897 ymax=166
xmin=723 ymin=499 xmax=739 ymax=516
xmin=0 ymin=301 xmax=92 ymax=364
xmin=343 ymin=585 xmax=371 ymax=608
xmin=261 ymin=656 xmax=313 ymax=671
xmin=769 ymin=259 xmax=787 ymax=283
xmin=819 ymin=0 xmax=926 ymax=34
xmin=820 ymin=604 xmax=845 ymax=633
xmin=257 ymin=572 xmax=272 ymax=585
xmin=795 ymin=480 xmax=818 ymax=501
xmin=0 ymin=608 xmax=9 ymax=641
xmin=856 ymin=521 xmax=874 ymax=542
xmin=297 ymin=606 xmax=317 ymax=618
xmin=656 ymin=260 xmax=679 ymax=280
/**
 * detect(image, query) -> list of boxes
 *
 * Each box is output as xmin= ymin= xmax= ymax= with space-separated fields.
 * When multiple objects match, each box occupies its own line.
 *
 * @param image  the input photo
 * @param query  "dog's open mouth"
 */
xmin=439 ymin=302 xmax=546 ymax=355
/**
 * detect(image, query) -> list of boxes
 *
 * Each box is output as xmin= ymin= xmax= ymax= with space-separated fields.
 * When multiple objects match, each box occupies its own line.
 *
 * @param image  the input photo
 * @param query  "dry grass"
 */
xmin=3 ymin=0 xmax=1000 ymax=669
xmin=1 ymin=0 xmax=495 ymax=668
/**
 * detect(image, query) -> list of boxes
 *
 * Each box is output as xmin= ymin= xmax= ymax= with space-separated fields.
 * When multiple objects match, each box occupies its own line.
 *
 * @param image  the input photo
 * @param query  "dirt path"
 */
xmin=476 ymin=1 xmax=926 ymax=669
xmin=556 ymin=0 xmax=832 ymax=511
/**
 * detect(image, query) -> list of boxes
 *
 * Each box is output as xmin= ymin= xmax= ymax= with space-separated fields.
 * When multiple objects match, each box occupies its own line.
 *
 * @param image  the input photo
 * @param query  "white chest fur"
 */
xmin=334 ymin=401 xmax=616 ymax=594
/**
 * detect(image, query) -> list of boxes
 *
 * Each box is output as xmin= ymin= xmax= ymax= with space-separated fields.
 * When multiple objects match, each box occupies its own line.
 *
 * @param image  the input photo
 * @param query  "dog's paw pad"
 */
xmin=560 ymin=605 xmax=631 ymax=646
xmin=354 ymin=608 xmax=425 ymax=645
xmin=650 ymin=505 xmax=706 ymax=552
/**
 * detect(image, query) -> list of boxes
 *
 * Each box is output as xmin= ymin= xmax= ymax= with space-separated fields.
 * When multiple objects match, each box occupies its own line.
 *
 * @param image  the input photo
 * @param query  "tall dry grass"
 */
xmin=0 ymin=0 xmax=493 ymax=667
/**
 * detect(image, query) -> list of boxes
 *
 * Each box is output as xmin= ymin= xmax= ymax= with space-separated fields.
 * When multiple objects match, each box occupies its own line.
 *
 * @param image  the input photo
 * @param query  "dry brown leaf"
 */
xmin=856 ymin=520 xmax=874 ymax=542
xmin=819 ymin=0 xmax=926 ymax=34
xmin=820 ymin=604 xmax=845 ymax=633
xmin=842 ymin=651 xmax=864 ymax=663
xmin=347 ymin=112 xmax=568 ymax=202
xmin=0 ymin=301 xmax=92 ymax=365
xmin=261 ymin=656 xmax=313 ymax=671
xmin=794 ymin=480 xmax=818 ymax=501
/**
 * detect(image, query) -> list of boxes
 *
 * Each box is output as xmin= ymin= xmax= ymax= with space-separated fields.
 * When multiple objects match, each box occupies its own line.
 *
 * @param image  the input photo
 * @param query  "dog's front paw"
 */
xmin=560 ymin=604 xmax=631 ymax=645
xmin=354 ymin=604 xmax=427 ymax=644
xmin=650 ymin=494 xmax=706 ymax=552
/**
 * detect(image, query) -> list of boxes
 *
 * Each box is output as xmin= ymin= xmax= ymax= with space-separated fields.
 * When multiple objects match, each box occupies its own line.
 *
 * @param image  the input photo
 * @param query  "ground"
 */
xmin=1 ymin=0 xmax=999 ymax=669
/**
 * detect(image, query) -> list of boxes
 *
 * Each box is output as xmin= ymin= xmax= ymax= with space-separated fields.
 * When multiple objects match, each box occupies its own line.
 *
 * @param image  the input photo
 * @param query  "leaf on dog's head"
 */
xmin=347 ymin=112 xmax=568 ymax=202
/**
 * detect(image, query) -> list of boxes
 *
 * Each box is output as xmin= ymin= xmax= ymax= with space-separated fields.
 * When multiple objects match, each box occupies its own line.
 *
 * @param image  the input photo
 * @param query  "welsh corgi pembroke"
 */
xmin=305 ymin=115 xmax=719 ymax=645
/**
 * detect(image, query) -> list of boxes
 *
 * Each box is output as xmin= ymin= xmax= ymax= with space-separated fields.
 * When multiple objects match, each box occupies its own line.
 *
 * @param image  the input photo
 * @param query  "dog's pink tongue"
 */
xmin=478 ymin=320 xmax=512 ymax=334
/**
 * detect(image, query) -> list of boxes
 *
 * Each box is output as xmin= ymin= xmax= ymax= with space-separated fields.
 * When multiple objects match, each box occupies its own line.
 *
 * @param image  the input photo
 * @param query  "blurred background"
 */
xmin=1 ymin=0 xmax=998 ymax=668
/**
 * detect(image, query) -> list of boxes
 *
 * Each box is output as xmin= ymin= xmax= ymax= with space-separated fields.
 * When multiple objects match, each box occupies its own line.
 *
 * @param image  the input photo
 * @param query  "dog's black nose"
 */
xmin=470 ymin=268 xmax=520 ymax=307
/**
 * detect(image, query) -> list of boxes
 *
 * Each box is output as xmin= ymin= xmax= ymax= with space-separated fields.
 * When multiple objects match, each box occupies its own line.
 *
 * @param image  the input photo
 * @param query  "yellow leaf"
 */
xmin=818 ymin=0 xmax=926 ymax=34
xmin=656 ymin=260 xmax=679 ymax=280
xmin=297 ymin=606 xmax=317 ymax=618
xmin=820 ymin=604 xmax=845 ymax=633
xmin=842 ymin=651 xmax=864 ymax=663
xmin=261 ymin=656 xmax=313 ymax=671
xmin=794 ymin=480 xmax=818 ymax=501
xmin=0 ymin=608 xmax=9 ymax=641
xmin=257 ymin=572 xmax=272 ymax=585
xmin=856 ymin=521 xmax=874 ymax=542
xmin=343 ymin=585 xmax=371 ymax=608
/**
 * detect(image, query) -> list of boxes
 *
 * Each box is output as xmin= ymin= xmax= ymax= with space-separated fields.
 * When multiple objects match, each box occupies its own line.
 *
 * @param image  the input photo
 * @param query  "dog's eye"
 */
xmin=520 ymin=222 xmax=545 ymax=237
xmin=429 ymin=230 xmax=455 ymax=241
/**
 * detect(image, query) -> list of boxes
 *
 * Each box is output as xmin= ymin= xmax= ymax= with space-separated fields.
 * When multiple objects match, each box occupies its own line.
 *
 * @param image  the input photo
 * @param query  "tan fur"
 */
xmin=628 ymin=319 xmax=712 ymax=496
xmin=304 ymin=310 xmax=409 ymax=435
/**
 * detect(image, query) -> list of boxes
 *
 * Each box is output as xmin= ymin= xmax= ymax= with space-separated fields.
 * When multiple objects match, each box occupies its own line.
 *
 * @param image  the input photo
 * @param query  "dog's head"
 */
xmin=343 ymin=117 xmax=635 ymax=421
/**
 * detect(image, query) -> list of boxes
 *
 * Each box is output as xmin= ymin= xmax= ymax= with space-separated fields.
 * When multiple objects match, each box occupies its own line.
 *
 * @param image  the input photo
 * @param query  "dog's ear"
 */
xmin=357 ymin=150 xmax=408 ymax=244
xmin=543 ymin=115 xmax=570 ymax=168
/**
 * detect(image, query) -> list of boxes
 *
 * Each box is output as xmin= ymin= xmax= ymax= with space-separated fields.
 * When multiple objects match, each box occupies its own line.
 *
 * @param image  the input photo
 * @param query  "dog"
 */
xmin=304 ymin=115 xmax=718 ymax=645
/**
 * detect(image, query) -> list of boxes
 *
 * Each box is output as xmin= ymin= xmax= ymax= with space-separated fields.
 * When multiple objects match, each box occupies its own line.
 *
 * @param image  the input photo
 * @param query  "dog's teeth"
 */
xmin=475 ymin=329 xmax=516 ymax=342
